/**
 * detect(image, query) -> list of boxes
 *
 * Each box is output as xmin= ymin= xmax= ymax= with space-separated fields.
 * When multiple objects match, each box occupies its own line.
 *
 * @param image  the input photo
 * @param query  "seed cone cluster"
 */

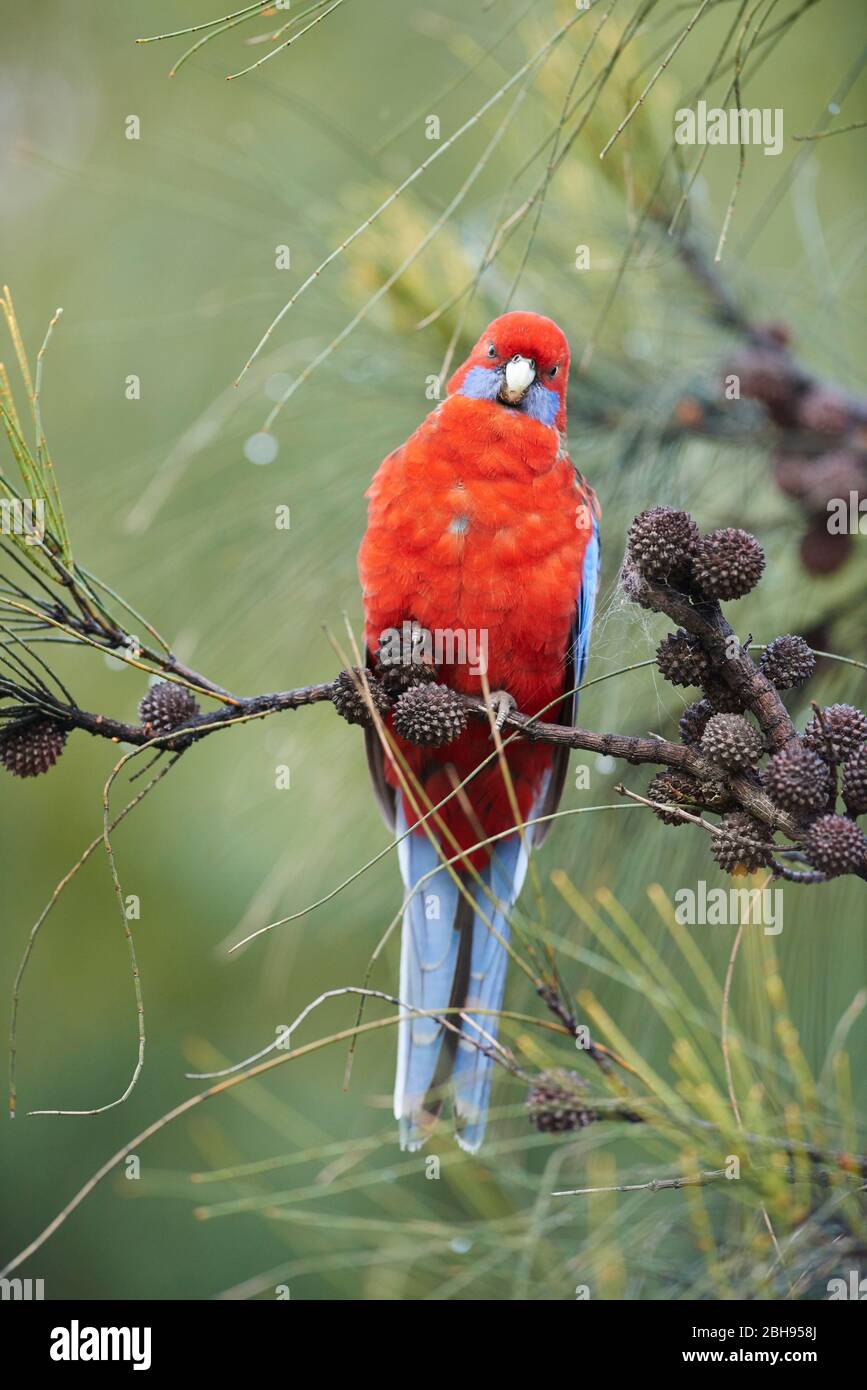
xmin=330 ymin=669 xmax=391 ymax=728
xmin=711 ymin=811 xmax=773 ymax=873
xmin=0 ymin=718 xmax=68 ymax=778
xmin=703 ymin=679 xmax=747 ymax=714
xmin=374 ymin=621 xmax=438 ymax=697
xmin=728 ymin=335 xmax=867 ymax=581
xmin=626 ymin=507 xmax=700 ymax=582
xmin=760 ymin=635 xmax=815 ymax=690
xmin=647 ymin=769 xmax=697 ymax=825
xmin=393 ymin=683 xmax=468 ymax=747
xmin=701 ymin=713 xmax=763 ymax=771
xmin=626 ymin=508 xmax=765 ymax=601
xmin=791 ymin=712 xmax=867 ymax=875
xmin=525 ymin=1069 xmax=595 ymax=1133
xmin=842 ymin=745 xmax=867 ymax=816
xmin=679 ymin=699 xmax=713 ymax=745
xmin=628 ymin=510 xmax=771 ymax=749
xmin=648 ymin=767 xmax=731 ymax=823
xmin=803 ymin=704 xmax=867 ymax=763
xmin=803 ymin=815 xmax=867 ymax=879
xmin=693 ymin=528 xmax=765 ymax=600
xmin=332 ymin=622 xmax=473 ymax=747
xmin=138 ymin=681 xmax=200 ymax=733
xmin=763 ymin=744 xmax=830 ymax=815
xmin=655 ymin=630 xmax=710 ymax=688
xmin=626 ymin=505 xmax=866 ymax=879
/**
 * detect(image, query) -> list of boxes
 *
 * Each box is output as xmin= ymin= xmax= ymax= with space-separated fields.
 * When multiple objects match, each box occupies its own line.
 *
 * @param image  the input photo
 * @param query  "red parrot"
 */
xmin=358 ymin=311 xmax=600 ymax=1151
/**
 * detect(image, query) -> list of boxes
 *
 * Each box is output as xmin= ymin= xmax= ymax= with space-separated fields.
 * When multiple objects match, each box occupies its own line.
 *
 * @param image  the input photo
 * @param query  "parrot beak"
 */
xmin=500 ymin=354 xmax=535 ymax=405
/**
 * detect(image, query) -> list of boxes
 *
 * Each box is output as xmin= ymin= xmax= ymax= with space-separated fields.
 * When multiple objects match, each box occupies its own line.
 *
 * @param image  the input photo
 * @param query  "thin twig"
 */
xmin=792 ymin=118 xmax=867 ymax=140
xmin=553 ymin=1167 xmax=727 ymax=1196
xmin=598 ymin=0 xmax=713 ymax=159
xmin=226 ymin=0 xmax=349 ymax=81
xmin=234 ymin=7 xmax=589 ymax=396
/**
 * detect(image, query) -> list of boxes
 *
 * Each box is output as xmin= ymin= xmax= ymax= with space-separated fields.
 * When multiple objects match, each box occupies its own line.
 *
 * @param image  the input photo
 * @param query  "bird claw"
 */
xmin=488 ymin=689 xmax=518 ymax=732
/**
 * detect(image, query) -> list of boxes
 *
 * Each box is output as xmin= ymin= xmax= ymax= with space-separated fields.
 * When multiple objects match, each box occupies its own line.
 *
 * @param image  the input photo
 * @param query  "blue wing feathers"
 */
xmin=568 ymin=511 xmax=601 ymax=722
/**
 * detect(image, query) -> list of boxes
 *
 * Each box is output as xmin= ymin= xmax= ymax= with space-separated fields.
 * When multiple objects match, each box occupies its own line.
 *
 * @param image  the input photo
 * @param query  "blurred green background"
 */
xmin=1 ymin=0 xmax=865 ymax=1299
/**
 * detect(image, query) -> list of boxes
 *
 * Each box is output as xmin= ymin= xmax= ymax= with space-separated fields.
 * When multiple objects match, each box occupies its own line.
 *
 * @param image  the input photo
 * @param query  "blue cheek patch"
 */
xmin=524 ymin=380 xmax=560 ymax=427
xmin=459 ymin=365 xmax=501 ymax=402
xmin=458 ymin=366 xmax=559 ymax=427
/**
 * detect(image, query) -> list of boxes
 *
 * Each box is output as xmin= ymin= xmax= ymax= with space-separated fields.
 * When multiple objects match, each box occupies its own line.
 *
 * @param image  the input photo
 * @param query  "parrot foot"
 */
xmin=487 ymin=689 xmax=518 ymax=732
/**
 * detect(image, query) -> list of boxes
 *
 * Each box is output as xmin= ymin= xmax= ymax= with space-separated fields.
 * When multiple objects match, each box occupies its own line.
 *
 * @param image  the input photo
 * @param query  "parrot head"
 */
xmin=447 ymin=311 xmax=570 ymax=432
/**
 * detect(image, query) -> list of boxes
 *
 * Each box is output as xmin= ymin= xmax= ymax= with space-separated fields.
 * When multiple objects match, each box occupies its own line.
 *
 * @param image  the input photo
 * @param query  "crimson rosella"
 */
xmin=358 ymin=311 xmax=600 ymax=1151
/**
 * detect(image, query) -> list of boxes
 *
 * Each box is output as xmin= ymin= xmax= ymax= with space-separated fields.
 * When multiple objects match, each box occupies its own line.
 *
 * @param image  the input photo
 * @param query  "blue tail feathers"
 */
xmin=394 ymin=802 xmax=528 ymax=1152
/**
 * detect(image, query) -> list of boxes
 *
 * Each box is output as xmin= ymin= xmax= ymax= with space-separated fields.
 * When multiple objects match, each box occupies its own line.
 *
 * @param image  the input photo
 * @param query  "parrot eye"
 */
xmin=486 ymin=343 xmax=497 ymax=359
xmin=548 ymin=364 xmax=559 ymax=378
